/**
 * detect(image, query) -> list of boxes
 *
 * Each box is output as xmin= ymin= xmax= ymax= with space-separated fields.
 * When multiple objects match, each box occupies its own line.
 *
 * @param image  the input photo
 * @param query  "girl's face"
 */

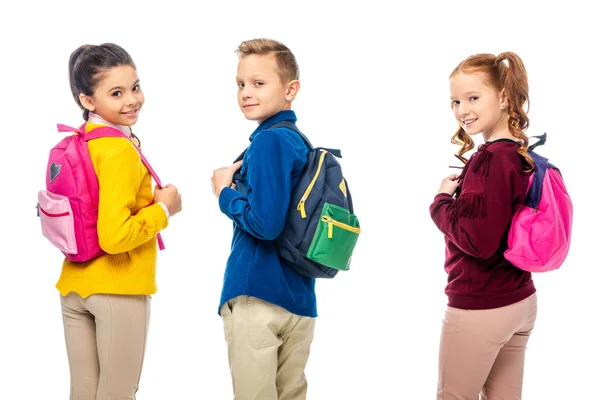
xmin=80 ymin=64 xmax=144 ymax=126
xmin=450 ymin=71 xmax=508 ymax=141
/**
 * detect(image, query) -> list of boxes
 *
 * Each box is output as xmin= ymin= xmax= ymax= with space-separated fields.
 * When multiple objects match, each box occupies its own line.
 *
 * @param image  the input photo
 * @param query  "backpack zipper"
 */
xmin=321 ymin=216 xmax=361 ymax=238
xmin=297 ymin=150 xmax=328 ymax=218
xmin=39 ymin=206 xmax=69 ymax=218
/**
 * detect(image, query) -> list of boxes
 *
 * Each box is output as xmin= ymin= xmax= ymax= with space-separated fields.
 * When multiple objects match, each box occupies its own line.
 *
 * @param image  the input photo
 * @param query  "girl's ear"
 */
xmin=499 ymin=88 xmax=508 ymax=108
xmin=79 ymin=93 xmax=96 ymax=112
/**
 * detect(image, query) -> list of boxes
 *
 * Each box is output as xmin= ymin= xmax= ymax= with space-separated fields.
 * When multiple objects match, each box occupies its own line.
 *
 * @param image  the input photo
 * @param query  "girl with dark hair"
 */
xmin=57 ymin=43 xmax=182 ymax=399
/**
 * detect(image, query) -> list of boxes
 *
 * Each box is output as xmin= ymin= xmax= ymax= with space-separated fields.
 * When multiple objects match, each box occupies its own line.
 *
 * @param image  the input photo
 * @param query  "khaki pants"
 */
xmin=221 ymin=296 xmax=316 ymax=400
xmin=60 ymin=292 xmax=151 ymax=400
xmin=437 ymin=293 xmax=538 ymax=400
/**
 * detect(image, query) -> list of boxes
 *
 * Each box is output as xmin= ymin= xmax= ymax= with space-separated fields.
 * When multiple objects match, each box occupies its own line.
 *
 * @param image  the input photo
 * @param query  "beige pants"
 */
xmin=60 ymin=292 xmax=151 ymax=400
xmin=437 ymin=293 xmax=538 ymax=400
xmin=221 ymin=296 xmax=316 ymax=400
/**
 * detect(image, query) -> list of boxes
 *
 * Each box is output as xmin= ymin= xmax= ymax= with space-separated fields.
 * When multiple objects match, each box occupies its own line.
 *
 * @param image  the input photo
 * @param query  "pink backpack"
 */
xmin=37 ymin=123 xmax=165 ymax=263
xmin=505 ymin=133 xmax=573 ymax=272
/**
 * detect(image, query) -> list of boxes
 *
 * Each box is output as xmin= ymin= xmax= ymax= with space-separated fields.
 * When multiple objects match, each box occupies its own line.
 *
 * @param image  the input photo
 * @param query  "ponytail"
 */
xmin=68 ymin=45 xmax=92 ymax=120
xmin=496 ymin=52 xmax=534 ymax=171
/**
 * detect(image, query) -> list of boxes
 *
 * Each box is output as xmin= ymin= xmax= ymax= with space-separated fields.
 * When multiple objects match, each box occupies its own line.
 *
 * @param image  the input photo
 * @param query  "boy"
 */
xmin=211 ymin=39 xmax=316 ymax=400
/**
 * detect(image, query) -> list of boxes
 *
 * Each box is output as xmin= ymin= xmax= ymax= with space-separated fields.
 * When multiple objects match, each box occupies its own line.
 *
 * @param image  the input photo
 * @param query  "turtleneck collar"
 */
xmin=88 ymin=112 xmax=132 ymax=137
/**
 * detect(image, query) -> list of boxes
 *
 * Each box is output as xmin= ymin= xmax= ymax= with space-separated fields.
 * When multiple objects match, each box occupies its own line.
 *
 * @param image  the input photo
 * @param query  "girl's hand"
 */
xmin=154 ymin=184 xmax=183 ymax=216
xmin=212 ymin=160 xmax=243 ymax=198
xmin=438 ymin=174 xmax=460 ymax=196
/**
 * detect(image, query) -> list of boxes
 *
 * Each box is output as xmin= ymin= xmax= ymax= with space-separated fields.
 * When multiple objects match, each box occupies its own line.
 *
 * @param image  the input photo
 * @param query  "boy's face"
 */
xmin=236 ymin=54 xmax=296 ymax=124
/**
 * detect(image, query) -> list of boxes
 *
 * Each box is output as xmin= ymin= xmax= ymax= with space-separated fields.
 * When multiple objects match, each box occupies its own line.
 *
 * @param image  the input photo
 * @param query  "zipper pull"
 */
xmin=323 ymin=217 xmax=333 ymax=238
xmin=36 ymin=203 xmax=40 ymax=217
xmin=297 ymin=200 xmax=307 ymax=219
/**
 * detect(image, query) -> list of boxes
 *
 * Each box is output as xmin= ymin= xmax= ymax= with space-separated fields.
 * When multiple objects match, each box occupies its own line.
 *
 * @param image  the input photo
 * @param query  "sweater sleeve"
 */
xmin=429 ymin=149 xmax=522 ymax=259
xmin=219 ymin=130 xmax=299 ymax=241
xmin=93 ymin=138 xmax=169 ymax=254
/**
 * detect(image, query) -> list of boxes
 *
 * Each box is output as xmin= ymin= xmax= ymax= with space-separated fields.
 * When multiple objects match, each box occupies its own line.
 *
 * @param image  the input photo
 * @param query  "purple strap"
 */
xmin=57 ymin=123 xmax=166 ymax=250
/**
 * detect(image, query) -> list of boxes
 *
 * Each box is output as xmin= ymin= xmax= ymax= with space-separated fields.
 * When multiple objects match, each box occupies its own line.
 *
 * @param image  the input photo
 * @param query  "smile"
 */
xmin=121 ymin=109 xmax=138 ymax=116
xmin=463 ymin=118 xmax=477 ymax=127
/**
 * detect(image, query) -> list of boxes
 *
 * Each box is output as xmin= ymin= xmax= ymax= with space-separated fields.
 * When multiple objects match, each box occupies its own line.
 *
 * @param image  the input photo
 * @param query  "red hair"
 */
xmin=450 ymin=52 xmax=534 ymax=171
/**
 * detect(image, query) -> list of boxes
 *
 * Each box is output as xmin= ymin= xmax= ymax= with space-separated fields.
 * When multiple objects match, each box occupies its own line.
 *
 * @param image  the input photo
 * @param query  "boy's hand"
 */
xmin=438 ymin=174 xmax=460 ymax=196
xmin=212 ymin=160 xmax=243 ymax=198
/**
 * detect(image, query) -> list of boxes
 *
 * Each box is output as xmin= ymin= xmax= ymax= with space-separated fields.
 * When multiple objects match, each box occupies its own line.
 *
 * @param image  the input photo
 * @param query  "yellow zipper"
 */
xmin=322 ymin=216 xmax=361 ymax=238
xmin=297 ymin=150 xmax=328 ymax=218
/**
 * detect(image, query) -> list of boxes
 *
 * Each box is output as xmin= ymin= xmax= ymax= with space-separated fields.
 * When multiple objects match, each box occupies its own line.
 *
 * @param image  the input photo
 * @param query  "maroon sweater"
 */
xmin=430 ymin=139 xmax=536 ymax=310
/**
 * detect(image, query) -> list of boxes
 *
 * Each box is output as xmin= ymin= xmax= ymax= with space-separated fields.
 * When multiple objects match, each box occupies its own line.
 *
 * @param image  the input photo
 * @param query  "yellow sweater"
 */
xmin=56 ymin=122 xmax=168 ymax=297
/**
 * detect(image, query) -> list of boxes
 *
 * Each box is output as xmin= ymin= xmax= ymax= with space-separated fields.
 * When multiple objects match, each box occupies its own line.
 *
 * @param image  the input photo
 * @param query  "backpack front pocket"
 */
xmin=38 ymin=190 xmax=77 ymax=254
xmin=306 ymin=202 xmax=360 ymax=271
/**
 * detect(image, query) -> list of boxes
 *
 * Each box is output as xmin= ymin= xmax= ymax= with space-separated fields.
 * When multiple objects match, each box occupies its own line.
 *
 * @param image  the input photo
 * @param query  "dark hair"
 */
xmin=450 ymin=51 xmax=534 ymax=172
xmin=68 ymin=43 xmax=136 ymax=120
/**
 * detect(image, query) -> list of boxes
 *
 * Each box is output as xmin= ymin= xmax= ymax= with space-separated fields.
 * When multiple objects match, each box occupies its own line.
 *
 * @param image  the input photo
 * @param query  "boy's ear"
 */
xmin=285 ymin=80 xmax=300 ymax=102
xmin=79 ymin=93 xmax=96 ymax=112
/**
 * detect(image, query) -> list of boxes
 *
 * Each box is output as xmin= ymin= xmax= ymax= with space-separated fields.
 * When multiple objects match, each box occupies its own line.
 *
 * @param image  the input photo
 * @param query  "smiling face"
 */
xmin=79 ymin=64 xmax=144 ymax=126
xmin=236 ymin=53 xmax=297 ymax=124
xmin=450 ymin=71 xmax=509 ymax=141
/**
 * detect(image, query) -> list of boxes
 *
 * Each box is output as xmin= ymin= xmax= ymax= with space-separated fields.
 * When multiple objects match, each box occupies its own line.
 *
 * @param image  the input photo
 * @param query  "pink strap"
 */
xmin=135 ymin=149 xmax=163 ymax=188
xmin=84 ymin=127 xmax=163 ymax=189
xmin=58 ymin=122 xmax=167 ymax=250
xmin=57 ymin=123 xmax=86 ymax=135
xmin=157 ymin=234 xmax=165 ymax=250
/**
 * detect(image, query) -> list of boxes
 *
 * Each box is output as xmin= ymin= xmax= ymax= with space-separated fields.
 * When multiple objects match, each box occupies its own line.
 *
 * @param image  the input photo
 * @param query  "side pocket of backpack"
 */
xmin=306 ymin=202 xmax=360 ymax=271
xmin=38 ymin=190 xmax=77 ymax=254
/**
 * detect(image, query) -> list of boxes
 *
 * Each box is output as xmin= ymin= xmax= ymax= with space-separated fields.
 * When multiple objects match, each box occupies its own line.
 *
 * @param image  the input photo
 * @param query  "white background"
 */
xmin=1 ymin=1 xmax=598 ymax=399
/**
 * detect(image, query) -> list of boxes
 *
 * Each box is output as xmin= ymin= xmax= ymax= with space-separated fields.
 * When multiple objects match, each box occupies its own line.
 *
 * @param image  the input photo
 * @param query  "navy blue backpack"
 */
xmin=233 ymin=121 xmax=360 ymax=279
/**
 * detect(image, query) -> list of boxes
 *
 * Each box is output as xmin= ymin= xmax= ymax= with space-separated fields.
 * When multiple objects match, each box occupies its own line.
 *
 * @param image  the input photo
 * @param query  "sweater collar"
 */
xmin=249 ymin=110 xmax=297 ymax=141
xmin=484 ymin=138 xmax=521 ymax=145
xmin=88 ymin=112 xmax=132 ymax=137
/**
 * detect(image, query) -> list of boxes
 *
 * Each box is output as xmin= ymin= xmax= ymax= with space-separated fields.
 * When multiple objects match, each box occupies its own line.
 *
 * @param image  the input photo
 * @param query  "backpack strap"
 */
xmin=57 ymin=123 xmax=86 ymax=135
xmin=270 ymin=121 xmax=315 ymax=150
xmin=233 ymin=148 xmax=246 ymax=163
xmin=57 ymin=123 xmax=166 ymax=250
xmin=524 ymin=133 xmax=550 ymax=210
xmin=74 ymin=124 xmax=164 ymax=189
xmin=523 ymin=151 xmax=548 ymax=210
xmin=233 ymin=120 xmax=341 ymax=161
xmin=269 ymin=121 xmax=343 ymax=157
xmin=527 ymin=132 xmax=547 ymax=152
xmin=233 ymin=120 xmax=343 ymax=166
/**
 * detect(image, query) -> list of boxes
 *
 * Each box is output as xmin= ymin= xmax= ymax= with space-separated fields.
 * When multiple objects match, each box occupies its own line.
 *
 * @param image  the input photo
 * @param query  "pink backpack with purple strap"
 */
xmin=505 ymin=133 xmax=573 ymax=272
xmin=37 ymin=123 xmax=165 ymax=263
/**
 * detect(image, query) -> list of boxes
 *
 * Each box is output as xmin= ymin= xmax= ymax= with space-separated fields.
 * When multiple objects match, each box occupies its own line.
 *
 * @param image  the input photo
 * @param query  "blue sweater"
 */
xmin=218 ymin=110 xmax=317 ymax=317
